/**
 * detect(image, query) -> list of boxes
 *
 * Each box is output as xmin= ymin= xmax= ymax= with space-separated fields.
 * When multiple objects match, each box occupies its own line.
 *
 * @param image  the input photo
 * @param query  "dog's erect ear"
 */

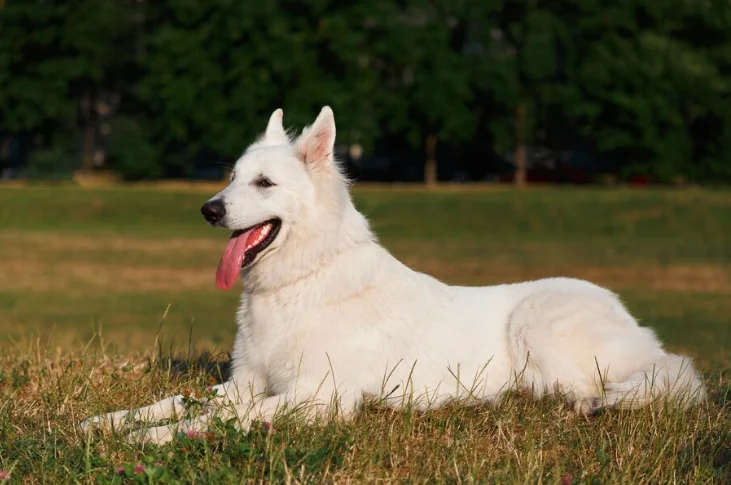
xmin=296 ymin=106 xmax=336 ymax=170
xmin=262 ymin=109 xmax=287 ymax=144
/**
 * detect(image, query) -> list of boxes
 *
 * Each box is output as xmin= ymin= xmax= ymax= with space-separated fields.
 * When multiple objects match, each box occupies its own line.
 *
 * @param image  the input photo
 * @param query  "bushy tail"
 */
xmin=603 ymin=354 xmax=706 ymax=409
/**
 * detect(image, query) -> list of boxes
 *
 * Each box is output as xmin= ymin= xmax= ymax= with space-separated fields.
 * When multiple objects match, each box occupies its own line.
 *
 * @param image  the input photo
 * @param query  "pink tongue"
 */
xmin=215 ymin=226 xmax=264 ymax=290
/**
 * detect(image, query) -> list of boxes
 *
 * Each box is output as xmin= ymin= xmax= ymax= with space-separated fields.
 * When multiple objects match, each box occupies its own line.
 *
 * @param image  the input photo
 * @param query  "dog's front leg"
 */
xmin=129 ymin=395 xmax=288 ymax=445
xmin=128 ymin=411 xmax=215 ymax=445
xmin=130 ymin=390 xmax=361 ymax=445
xmin=81 ymin=379 xmax=258 ymax=434
xmin=81 ymin=393 xmax=187 ymax=434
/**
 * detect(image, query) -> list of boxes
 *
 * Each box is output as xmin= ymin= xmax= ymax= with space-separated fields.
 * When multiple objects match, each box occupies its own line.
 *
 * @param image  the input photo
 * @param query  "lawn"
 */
xmin=0 ymin=184 xmax=728 ymax=483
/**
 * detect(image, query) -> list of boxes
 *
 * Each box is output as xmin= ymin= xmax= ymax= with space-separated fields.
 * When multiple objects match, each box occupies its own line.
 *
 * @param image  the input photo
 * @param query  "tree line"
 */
xmin=1 ymin=0 xmax=730 ymax=184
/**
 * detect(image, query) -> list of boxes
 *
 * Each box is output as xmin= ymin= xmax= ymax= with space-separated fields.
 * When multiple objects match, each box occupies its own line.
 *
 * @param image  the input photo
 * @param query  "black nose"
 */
xmin=201 ymin=199 xmax=226 ymax=224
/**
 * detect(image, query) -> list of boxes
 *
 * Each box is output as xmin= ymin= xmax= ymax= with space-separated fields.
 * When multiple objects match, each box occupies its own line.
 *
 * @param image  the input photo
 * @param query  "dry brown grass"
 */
xmin=0 ymin=232 xmax=222 ymax=292
xmin=3 ymin=232 xmax=730 ymax=294
xmin=0 ymin=231 xmax=222 ymax=254
xmin=3 ymin=249 xmax=729 ymax=295
xmin=0 ymin=186 xmax=729 ymax=482
xmin=0 ymin=341 xmax=727 ymax=484
xmin=402 ymin=257 xmax=731 ymax=294
xmin=0 ymin=259 xmax=213 ymax=292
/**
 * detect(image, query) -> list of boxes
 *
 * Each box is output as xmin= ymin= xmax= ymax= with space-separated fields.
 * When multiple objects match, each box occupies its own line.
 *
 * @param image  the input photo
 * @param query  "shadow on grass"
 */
xmin=151 ymin=350 xmax=232 ymax=384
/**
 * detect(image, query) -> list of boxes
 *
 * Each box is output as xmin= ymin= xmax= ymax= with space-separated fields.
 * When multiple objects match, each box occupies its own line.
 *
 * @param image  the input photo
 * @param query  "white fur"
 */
xmin=81 ymin=107 xmax=705 ymax=444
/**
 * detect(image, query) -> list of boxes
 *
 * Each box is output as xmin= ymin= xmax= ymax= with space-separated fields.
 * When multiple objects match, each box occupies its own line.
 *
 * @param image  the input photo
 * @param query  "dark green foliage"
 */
xmin=1 ymin=0 xmax=731 ymax=182
xmin=107 ymin=116 xmax=162 ymax=181
xmin=0 ymin=0 xmax=134 ymax=158
xmin=25 ymin=145 xmax=78 ymax=180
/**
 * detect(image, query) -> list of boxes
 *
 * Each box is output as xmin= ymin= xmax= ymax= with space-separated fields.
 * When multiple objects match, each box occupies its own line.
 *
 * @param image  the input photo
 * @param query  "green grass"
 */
xmin=0 ymin=184 xmax=729 ymax=483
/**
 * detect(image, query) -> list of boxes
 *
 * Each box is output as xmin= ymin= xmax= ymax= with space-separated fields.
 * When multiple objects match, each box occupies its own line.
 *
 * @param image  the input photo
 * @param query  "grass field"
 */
xmin=0 ymin=185 xmax=729 ymax=483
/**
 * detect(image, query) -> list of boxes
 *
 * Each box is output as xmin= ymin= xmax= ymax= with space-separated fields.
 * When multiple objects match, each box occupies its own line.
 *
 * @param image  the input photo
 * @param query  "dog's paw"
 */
xmin=79 ymin=415 xmax=107 ymax=434
xmin=80 ymin=410 xmax=133 ymax=434
xmin=573 ymin=397 xmax=602 ymax=415
xmin=79 ymin=417 xmax=94 ymax=434
xmin=125 ymin=428 xmax=150 ymax=444
xmin=126 ymin=425 xmax=175 ymax=446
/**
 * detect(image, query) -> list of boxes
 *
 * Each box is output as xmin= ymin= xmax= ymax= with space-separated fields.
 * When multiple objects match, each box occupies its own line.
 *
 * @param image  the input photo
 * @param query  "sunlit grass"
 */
xmin=0 ymin=338 xmax=727 ymax=483
xmin=0 ymin=184 xmax=728 ymax=482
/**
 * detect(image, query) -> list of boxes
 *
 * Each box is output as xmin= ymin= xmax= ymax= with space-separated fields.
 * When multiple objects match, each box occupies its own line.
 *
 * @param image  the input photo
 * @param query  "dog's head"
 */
xmin=201 ymin=106 xmax=352 ymax=290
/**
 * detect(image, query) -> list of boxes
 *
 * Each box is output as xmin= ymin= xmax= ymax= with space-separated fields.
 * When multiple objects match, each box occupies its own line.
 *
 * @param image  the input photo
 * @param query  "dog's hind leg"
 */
xmin=506 ymin=291 xmax=616 ymax=406
xmin=600 ymin=353 xmax=705 ymax=409
xmin=507 ymin=289 xmax=705 ymax=414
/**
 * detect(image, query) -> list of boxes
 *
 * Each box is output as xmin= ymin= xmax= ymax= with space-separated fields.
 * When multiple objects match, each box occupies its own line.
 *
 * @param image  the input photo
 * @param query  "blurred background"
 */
xmin=2 ymin=0 xmax=731 ymax=186
xmin=0 ymin=1 xmax=728 ymax=362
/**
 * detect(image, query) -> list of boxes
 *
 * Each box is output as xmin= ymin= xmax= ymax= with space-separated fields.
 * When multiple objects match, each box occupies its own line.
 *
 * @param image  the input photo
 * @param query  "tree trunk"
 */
xmin=81 ymin=93 xmax=95 ymax=170
xmin=0 ymin=136 xmax=8 ymax=161
xmin=514 ymin=103 xmax=527 ymax=188
xmin=0 ymin=136 xmax=8 ymax=178
xmin=424 ymin=133 xmax=438 ymax=187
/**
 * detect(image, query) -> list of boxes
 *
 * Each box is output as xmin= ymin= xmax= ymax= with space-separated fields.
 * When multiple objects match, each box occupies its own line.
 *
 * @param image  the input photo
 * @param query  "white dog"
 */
xmin=82 ymin=107 xmax=705 ymax=444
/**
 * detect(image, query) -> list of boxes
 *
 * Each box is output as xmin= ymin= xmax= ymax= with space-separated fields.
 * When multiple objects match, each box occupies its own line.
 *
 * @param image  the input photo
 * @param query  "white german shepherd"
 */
xmin=82 ymin=107 xmax=705 ymax=444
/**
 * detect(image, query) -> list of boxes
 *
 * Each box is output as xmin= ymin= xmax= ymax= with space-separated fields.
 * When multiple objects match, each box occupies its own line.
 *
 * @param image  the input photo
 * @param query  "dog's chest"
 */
xmin=238 ymin=295 xmax=313 ymax=391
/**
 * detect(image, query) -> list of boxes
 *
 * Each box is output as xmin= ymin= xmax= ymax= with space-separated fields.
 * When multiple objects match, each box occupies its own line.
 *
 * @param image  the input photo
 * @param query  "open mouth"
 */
xmin=215 ymin=218 xmax=281 ymax=290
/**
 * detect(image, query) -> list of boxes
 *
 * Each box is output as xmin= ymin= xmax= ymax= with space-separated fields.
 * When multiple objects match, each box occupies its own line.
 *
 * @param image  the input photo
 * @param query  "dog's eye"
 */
xmin=255 ymin=177 xmax=275 ymax=188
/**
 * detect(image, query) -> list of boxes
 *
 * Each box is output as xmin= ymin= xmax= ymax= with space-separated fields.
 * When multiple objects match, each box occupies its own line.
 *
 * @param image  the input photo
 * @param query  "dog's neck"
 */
xmin=240 ymin=188 xmax=376 ymax=295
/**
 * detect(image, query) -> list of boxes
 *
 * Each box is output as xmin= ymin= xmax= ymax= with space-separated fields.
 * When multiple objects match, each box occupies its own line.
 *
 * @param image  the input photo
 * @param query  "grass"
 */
xmin=0 ymin=184 xmax=729 ymax=483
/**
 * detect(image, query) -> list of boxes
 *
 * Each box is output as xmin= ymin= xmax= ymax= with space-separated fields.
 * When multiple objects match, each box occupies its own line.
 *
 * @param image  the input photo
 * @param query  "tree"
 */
xmin=358 ymin=0 xmax=478 ymax=185
xmin=2 ymin=0 xmax=731 ymax=184
xmin=0 ymin=0 xmax=134 ymax=174
xmin=471 ymin=0 xmax=575 ymax=186
xmin=556 ymin=0 xmax=731 ymax=183
xmin=129 ymin=0 xmax=383 ymax=177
